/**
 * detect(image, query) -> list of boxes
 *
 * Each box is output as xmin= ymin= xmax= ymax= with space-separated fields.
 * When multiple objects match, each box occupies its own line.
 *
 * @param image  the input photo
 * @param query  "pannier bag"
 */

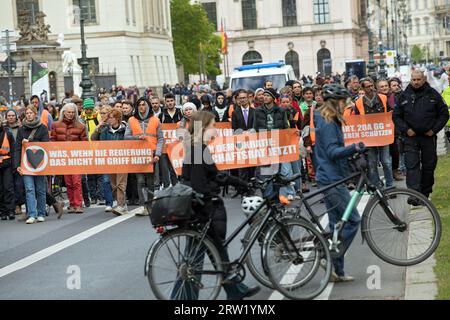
xmin=149 ymin=183 xmax=195 ymax=227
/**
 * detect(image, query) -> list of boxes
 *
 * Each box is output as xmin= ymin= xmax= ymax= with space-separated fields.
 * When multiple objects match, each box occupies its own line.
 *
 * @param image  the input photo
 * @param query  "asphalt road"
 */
xmin=0 ymin=183 xmax=407 ymax=300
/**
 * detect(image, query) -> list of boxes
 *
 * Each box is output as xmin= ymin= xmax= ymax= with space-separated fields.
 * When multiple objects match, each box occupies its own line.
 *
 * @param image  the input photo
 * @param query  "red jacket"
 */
xmin=51 ymin=119 xmax=88 ymax=142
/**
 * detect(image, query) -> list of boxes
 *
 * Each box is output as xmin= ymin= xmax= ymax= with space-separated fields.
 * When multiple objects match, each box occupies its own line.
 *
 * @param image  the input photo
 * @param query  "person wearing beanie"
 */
xmin=80 ymin=98 xmax=99 ymax=141
xmin=125 ymin=97 xmax=164 ymax=216
xmin=254 ymin=88 xmax=293 ymax=199
xmin=254 ymin=88 xmax=265 ymax=108
xmin=80 ymin=98 xmax=105 ymax=207
xmin=4 ymin=109 xmax=26 ymax=216
xmin=0 ymin=118 xmax=16 ymax=221
xmin=179 ymin=102 xmax=197 ymax=130
xmin=5 ymin=109 xmax=20 ymax=140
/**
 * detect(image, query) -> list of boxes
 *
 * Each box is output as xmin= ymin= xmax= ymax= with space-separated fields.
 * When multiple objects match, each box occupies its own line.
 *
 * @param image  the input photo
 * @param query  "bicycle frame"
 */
xmin=297 ymin=168 xmax=407 ymax=251
xmin=223 ymin=193 xmax=302 ymax=269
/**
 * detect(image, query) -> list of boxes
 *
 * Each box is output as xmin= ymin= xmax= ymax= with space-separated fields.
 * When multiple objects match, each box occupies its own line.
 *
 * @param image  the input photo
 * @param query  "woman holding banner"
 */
xmin=313 ymin=84 xmax=366 ymax=282
xmin=125 ymin=98 xmax=164 ymax=216
xmin=51 ymin=103 xmax=88 ymax=214
xmin=98 ymin=109 xmax=128 ymax=216
xmin=14 ymin=106 xmax=50 ymax=224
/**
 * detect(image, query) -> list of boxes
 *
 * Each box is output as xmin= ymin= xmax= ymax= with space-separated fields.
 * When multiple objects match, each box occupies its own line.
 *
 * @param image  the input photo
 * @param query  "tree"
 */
xmin=171 ymin=0 xmax=222 ymax=78
xmin=411 ymin=45 xmax=426 ymax=64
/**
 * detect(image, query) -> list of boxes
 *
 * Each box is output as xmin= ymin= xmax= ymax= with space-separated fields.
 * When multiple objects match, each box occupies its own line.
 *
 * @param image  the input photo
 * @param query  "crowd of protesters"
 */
xmin=0 ymin=69 xmax=448 ymax=237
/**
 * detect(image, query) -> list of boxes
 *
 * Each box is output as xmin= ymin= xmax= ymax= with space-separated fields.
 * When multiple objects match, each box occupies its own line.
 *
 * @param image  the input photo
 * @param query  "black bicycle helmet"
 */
xmin=322 ymin=84 xmax=350 ymax=101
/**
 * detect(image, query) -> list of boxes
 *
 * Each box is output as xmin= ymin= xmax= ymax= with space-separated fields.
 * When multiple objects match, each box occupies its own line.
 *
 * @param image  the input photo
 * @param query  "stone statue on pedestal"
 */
xmin=18 ymin=11 xmax=51 ymax=43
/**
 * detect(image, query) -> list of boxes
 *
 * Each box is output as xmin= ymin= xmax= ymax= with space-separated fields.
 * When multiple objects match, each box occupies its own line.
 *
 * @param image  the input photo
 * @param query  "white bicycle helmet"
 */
xmin=242 ymin=196 xmax=264 ymax=216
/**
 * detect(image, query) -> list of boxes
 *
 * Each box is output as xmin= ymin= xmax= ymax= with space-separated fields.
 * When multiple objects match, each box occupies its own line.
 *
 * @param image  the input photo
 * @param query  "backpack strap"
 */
xmin=28 ymin=128 xmax=39 ymax=142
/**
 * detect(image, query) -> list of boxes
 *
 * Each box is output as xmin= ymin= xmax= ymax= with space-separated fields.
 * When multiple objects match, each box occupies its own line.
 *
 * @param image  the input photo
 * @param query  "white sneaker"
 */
xmin=105 ymin=206 xmax=113 ymax=212
xmin=112 ymin=206 xmax=128 ymax=216
xmin=135 ymin=207 xmax=149 ymax=216
xmin=37 ymin=216 xmax=45 ymax=223
xmin=26 ymin=217 xmax=36 ymax=224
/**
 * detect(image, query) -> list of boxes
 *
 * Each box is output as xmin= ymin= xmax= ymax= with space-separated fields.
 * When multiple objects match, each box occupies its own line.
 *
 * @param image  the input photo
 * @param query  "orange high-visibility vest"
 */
xmin=343 ymin=106 xmax=354 ymax=117
xmin=355 ymin=94 xmax=388 ymax=115
xmin=40 ymin=109 xmax=50 ymax=129
xmin=129 ymin=116 xmax=160 ymax=150
xmin=0 ymin=133 xmax=11 ymax=163
xmin=310 ymin=108 xmax=316 ymax=146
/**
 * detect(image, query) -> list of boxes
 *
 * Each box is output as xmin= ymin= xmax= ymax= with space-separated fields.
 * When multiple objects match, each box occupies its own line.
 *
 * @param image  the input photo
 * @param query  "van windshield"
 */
xmin=231 ymin=74 xmax=287 ymax=91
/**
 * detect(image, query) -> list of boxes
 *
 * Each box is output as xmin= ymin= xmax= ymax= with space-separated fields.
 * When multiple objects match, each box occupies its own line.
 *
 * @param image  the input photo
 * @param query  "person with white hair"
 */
xmin=394 ymin=70 xmax=449 ymax=201
xmin=51 ymin=103 xmax=88 ymax=214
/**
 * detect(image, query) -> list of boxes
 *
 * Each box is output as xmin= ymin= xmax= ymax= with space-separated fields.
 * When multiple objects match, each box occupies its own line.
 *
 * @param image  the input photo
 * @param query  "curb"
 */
xmin=404 ymin=208 xmax=438 ymax=300
xmin=404 ymin=255 xmax=438 ymax=300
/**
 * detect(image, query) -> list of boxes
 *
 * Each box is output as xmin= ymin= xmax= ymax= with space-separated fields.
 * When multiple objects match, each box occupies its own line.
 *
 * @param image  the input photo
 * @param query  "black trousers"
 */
xmin=404 ymin=136 xmax=438 ymax=198
xmin=13 ymin=171 xmax=25 ymax=206
xmin=160 ymin=154 xmax=178 ymax=188
xmin=0 ymin=165 xmax=15 ymax=216
xmin=390 ymin=137 xmax=400 ymax=171
xmin=126 ymin=173 xmax=139 ymax=203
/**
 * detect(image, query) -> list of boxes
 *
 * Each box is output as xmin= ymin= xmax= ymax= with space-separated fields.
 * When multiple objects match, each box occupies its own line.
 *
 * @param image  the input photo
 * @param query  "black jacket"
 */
xmin=394 ymin=83 xmax=449 ymax=136
xmin=232 ymin=106 xmax=255 ymax=131
xmin=182 ymin=144 xmax=220 ymax=199
xmin=253 ymin=105 xmax=289 ymax=131
xmin=159 ymin=108 xmax=183 ymax=124
xmin=181 ymin=144 xmax=248 ymax=199
xmin=0 ymin=128 xmax=15 ymax=169
xmin=14 ymin=122 xmax=49 ymax=169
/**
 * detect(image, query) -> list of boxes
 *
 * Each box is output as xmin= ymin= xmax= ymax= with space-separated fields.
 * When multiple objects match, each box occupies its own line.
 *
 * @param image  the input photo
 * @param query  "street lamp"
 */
xmin=366 ymin=0 xmax=377 ymax=78
xmin=377 ymin=0 xmax=387 ymax=79
xmin=78 ymin=0 xmax=94 ymax=100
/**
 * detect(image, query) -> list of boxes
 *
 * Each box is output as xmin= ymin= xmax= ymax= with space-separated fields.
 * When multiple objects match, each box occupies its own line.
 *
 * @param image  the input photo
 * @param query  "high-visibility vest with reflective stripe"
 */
xmin=0 ymin=133 xmax=11 ymax=163
xmin=310 ymin=108 xmax=316 ymax=146
xmin=129 ymin=116 xmax=160 ymax=150
xmin=355 ymin=94 xmax=388 ymax=115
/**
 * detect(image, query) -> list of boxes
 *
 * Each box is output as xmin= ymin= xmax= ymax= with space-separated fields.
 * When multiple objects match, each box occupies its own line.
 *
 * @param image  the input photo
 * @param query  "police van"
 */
xmin=229 ymin=62 xmax=297 ymax=91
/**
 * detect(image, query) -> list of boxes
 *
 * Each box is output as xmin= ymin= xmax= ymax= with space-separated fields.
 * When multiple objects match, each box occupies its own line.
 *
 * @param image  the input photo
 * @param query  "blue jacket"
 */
xmin=313 ymin=111 xmax=357 ymax=186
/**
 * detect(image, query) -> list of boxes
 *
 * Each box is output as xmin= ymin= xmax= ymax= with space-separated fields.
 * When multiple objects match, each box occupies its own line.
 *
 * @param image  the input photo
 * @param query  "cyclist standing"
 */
xmin=177 ymin=111 xmax=260 ymax=300
xmin=313 ymin=84 xmax=366 ymax=282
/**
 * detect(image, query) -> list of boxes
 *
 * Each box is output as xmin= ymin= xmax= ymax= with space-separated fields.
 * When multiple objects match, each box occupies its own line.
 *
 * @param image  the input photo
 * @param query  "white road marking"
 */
xmin=0 ymin=209 xmax=142 ymax=279
xmin=269 ymin=193 xmax=370 ymax=300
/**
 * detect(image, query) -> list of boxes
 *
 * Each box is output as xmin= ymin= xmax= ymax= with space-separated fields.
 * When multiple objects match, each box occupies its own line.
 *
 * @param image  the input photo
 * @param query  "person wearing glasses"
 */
xmin=349 ymin=78 xmax=393 ymax=189
xmin=125 ymin=98 xmax=164 ymax=216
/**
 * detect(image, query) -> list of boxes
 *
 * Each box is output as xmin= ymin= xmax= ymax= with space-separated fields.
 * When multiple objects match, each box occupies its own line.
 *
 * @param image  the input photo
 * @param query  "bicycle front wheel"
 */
xmin=362 ymin=188 xmax=441 ymax=266
xmin=263 ymin=219 xmax=331 ymax=300
xmin=146 ymin=229 xmax=224 ymax=300
xmin=243 ymin=217 xmax=274 ymax=289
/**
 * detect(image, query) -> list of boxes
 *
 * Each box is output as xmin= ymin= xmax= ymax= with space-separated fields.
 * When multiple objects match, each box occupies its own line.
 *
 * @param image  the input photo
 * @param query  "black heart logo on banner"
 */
xmin=26 ymin=149 xmax=45 ymax=169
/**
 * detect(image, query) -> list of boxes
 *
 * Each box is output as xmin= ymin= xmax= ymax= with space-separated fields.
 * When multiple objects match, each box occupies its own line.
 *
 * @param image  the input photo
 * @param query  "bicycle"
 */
xmin=296 ymin=152 xmax=441 ymax=266
xmin=243 ymin=153 xmax=442 ymax=300
xmin=145 ymin=173 xmax=332 ymax=300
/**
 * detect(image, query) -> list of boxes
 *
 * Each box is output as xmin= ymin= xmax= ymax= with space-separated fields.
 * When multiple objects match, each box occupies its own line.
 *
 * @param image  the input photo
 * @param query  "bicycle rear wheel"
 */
xmin=146 ymin=229 xmax=224 ymax=300
xmin=263 ymin=219 xmax=331 ymax=300
xmin=362 ymin=188 xmax=441 ymax=266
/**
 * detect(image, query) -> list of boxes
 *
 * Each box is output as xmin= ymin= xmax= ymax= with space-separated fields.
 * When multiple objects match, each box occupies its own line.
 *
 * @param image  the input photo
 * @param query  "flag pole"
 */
xmin=224 ymin=18 xmax=229 ymax=82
